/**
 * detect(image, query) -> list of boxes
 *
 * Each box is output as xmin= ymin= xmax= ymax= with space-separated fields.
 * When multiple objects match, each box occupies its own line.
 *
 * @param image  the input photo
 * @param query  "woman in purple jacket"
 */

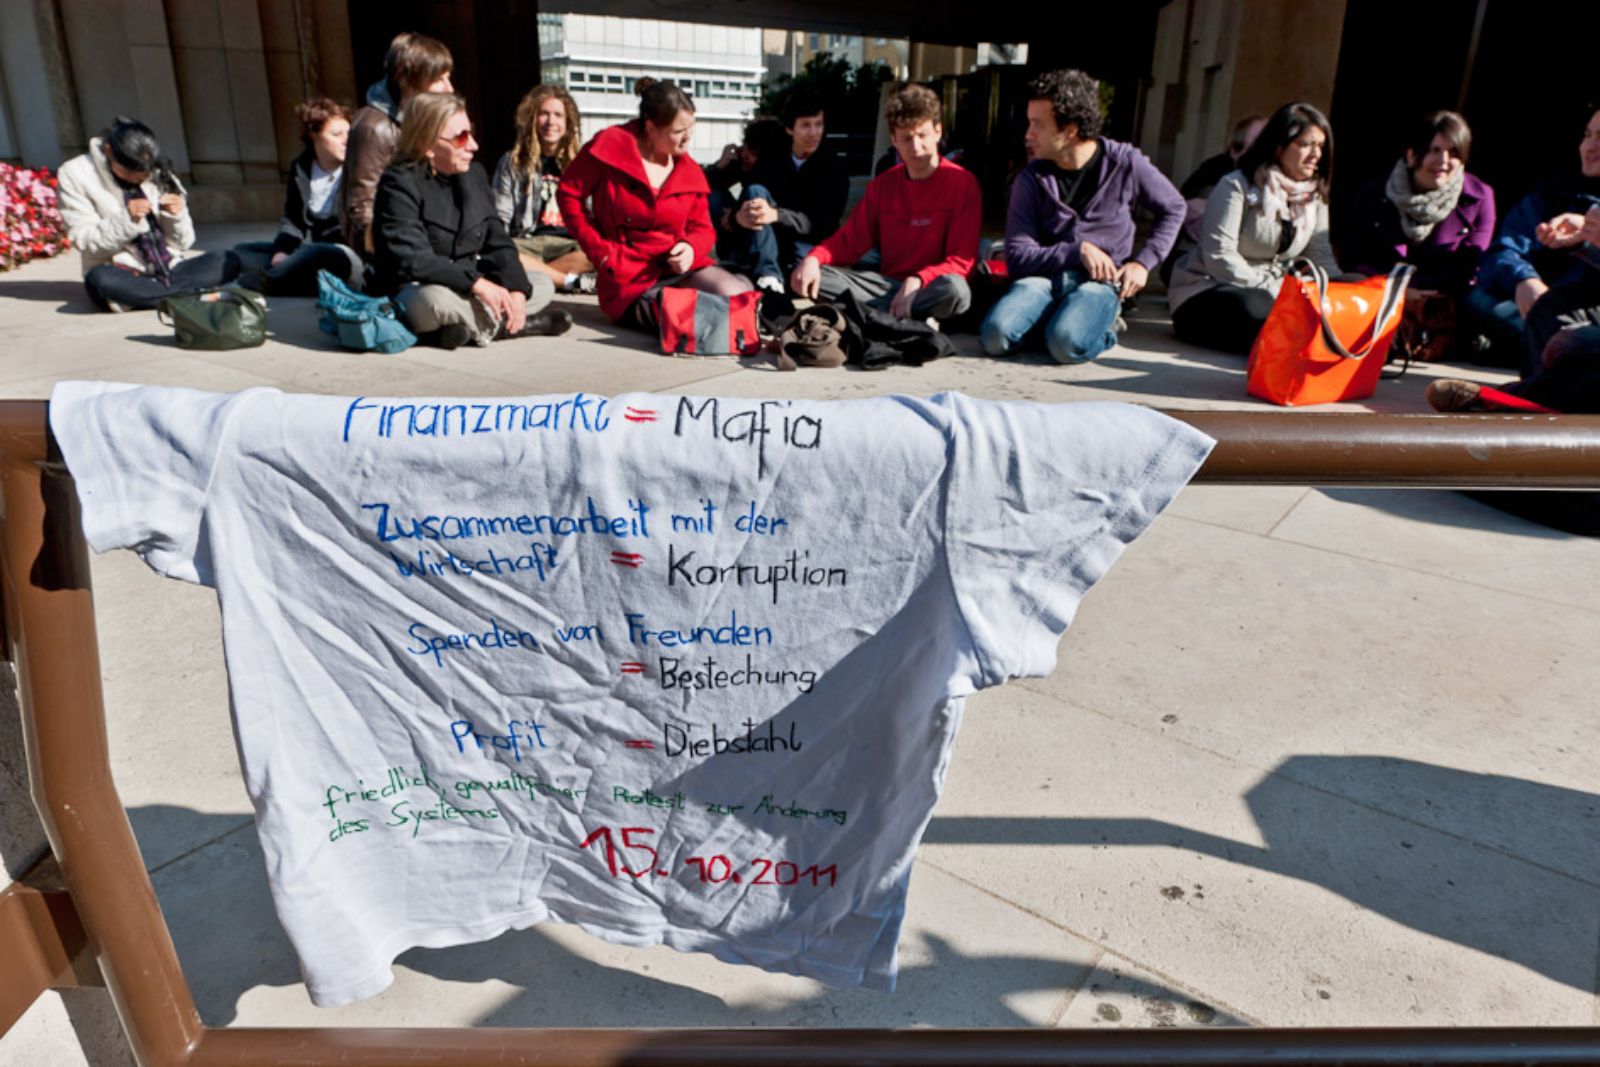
xmin=1340 ymin=111 xmax=1495 ymax=298
xmin=980 ymin=69 xmax=1185 ymax=363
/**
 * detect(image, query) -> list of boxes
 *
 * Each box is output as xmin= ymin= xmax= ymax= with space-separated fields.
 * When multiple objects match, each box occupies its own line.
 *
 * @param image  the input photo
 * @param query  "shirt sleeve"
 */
xmin=48 ymin=381 xmax=261 ymax=585
xmin=939 ymin=395 xmax=1214 ymax=688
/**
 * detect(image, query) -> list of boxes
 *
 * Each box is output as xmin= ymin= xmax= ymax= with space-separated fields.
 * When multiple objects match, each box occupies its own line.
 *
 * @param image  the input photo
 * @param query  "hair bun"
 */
xmin=635 ymin=76 xmax=658 ymax=97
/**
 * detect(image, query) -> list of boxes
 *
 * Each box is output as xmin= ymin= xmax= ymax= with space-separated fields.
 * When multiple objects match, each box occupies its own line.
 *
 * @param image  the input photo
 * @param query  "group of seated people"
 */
xmin=48 ymin=30 xmax=1600 ymax=409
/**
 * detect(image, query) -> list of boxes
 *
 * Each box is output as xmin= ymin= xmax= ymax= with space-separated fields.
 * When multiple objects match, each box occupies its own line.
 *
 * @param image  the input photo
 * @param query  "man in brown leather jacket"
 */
xmin=342 ymin=31 xmax=454 ymax=251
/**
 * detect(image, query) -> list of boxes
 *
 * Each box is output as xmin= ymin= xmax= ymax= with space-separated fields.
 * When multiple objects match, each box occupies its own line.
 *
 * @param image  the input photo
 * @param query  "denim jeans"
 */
xmin=1463 ymin=284 xmax=1526 ymax=368
xmin=234 ymin=239 xmax=364 ymax=296
xmin=82 ymin=251 xmax=240 ymax=312
xmin=717 ymin=183 xmax=784 ymax=283
xmin=980 ymin=269 xmax=1120 ymax=363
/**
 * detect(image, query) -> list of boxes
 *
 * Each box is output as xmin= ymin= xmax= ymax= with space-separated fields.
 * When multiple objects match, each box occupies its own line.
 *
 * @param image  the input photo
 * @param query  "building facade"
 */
xmin=539 ymin=13 xmax=763 ymax=164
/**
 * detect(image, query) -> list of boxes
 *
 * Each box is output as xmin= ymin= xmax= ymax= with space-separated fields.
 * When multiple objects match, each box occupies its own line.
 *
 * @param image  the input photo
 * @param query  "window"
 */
xmin=808 ymin=33 xmax=819 ymax=51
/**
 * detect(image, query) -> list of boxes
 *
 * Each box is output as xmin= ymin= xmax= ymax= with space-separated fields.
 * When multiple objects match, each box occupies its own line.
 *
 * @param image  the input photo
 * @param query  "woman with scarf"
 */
xmin=1341 ymin=112 xmax=1494 ymax=297
xmin=1168 ymin=102 xmax=1343 ymax=355
xmin=57 ymin=117 xmax=240 ymax=312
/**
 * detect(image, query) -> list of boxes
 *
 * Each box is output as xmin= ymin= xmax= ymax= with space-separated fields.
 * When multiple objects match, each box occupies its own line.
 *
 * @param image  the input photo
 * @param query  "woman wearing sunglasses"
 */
xmin=557 ymin=77 xmax=752 ymax=332
xmin=371 ymin=93 xmax=572 ymax=348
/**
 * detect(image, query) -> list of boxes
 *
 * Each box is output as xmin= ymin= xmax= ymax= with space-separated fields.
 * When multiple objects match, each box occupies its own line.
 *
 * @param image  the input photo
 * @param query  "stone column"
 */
xmin=57 ymin=0 xmax=191 ymax=170
xmin=0 ymin=0 xmax=87 ymax=168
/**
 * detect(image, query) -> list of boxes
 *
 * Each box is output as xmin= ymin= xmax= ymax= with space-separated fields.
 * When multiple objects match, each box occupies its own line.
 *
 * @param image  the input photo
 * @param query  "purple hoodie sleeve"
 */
xmin=1129 ymin=150 xmax=1186 ymax=273
xmin=1004 ymin=170 xmax=1079 ymax=278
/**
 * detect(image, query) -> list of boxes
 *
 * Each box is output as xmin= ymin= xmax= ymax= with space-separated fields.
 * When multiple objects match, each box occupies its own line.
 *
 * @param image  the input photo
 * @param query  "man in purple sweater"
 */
xmin=981 ymin=69 xmax=1185 ymax=363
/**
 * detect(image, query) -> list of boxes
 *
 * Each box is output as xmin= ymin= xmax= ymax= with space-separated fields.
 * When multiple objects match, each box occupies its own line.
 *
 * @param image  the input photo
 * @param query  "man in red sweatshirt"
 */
xmin=790 ymin=82 xmax=980 ymax=322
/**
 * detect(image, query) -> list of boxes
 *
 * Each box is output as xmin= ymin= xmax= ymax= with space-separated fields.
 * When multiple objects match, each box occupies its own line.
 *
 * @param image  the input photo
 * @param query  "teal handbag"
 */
xmin=316 ymin=270 xmax=417 ymax=354
xmin=157 ymin=286 xmax=267 ymax=350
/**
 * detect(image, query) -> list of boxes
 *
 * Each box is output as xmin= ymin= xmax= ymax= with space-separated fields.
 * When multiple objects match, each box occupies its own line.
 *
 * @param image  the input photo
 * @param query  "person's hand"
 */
xmin=1580 ymin=206 xmax=1600 ymax=247
xmin=717 ymin=143 xmax=739 ymax=169
xmin=270 ymin=251 xmax=290 ymax=268
xmin=791 ymin=255 xmax=821 ymax=299
xmin=471 ymin=276 xmax=512 ymax=324
xmin=1536 ymin=212 xmax=1586 ymax=249
xmin=1115 ymin=261 xmax=1148 ymax=300
xmin=126 ymin=197 xmax=153 ymax=221
xmin=737 ymin=199 xmax=778 ymax=229
xmin=889 ymin=276 xmax=923 ymax=319
xmin=158 ymin=193 xmax=185 ymax=216
xmin=1078 ymin=240 xmax=1116 ymax=282
xmin=1515 ymin=277 xmax=1549 ymax=319
xmin=504 ymin=290 xmax=527 ymax=335
xmin=666 ymin=241 xmax=694 ymax=274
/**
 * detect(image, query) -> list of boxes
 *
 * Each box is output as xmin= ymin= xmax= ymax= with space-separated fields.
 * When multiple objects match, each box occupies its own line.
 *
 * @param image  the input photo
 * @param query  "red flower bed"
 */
xmin=0 ymin=163 xmax=70 ymax=272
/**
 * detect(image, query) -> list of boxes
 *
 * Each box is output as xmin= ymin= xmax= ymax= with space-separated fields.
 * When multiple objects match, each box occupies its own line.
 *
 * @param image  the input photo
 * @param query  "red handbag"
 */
xmin=657 ymin=288 xmax=763 ymax=356
xmin=1246 ymin=260 xmax=1414 ymax=406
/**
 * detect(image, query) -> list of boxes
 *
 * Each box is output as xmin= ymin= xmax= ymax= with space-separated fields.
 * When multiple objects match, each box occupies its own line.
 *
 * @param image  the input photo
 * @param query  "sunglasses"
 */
xmin=437 ymin=126 xmax=475 ymax=149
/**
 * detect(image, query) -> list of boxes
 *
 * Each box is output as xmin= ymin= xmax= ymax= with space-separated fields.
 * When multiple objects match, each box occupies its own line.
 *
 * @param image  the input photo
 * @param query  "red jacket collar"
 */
xmin=587 ymin=121 xmax=709 ymax=196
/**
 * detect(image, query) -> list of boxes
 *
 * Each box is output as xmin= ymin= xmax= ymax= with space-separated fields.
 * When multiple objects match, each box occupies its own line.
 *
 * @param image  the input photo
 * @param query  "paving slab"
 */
xmin=1053 ymin=953 xmax=1251 ymax=1028
xmin=924 ymin=684 xmax=1599 ymax=1026
xmin=1029 ymin=516 xmax=1600 ymax=881
xmin=1163 ymin=484 xmax=1311 ymax=536
xmin=1270 ymin=486 xmax=1600 ymax=610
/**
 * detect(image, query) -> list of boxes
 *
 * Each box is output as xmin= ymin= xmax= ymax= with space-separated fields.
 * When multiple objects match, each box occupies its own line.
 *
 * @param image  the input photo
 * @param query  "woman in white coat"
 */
xmin=56 ymin=117 xmax=239 ymax=311
xmin=1166 ymin=102 xmax=1344 ymax=355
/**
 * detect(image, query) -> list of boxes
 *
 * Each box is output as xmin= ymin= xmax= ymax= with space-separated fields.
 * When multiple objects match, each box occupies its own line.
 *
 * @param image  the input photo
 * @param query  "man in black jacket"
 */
xmin=372 ymin=94 xmax=569 ymax=348
xmin=722 ymin=93 xmax=850 ymax=293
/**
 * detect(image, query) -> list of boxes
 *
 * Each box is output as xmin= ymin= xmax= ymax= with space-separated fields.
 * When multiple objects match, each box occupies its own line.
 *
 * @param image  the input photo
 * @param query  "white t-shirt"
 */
xmin=50 ymin=382 xmax=1212 ymax=1007
xmin=307 ymin=161 xmax=341 ymax=219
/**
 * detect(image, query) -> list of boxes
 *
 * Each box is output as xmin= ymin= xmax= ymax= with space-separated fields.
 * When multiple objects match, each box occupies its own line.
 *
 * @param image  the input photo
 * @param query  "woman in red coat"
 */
xmin=558 ymin=78 xmax=752 ymax=331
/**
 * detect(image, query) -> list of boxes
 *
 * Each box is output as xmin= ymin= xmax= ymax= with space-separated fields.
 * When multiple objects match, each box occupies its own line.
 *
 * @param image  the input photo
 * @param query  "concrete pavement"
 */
xmin=2 ymin=227 xmax=1596 ymax=1063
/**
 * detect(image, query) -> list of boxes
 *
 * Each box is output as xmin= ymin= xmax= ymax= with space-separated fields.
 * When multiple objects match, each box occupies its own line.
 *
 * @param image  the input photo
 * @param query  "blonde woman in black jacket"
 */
xmin=372 ymin=93 xmax=571 ymax=348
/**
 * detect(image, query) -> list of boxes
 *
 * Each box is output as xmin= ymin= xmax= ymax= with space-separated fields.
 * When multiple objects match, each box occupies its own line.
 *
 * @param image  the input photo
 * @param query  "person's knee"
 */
xmin=1046 ymin=284 xmax=1119 ymax=363
xmin=923 ymin=275 xmax=971 ymax=318
xmin=742 ymin=183 xmax=773 ymax=204
xmin=398 ymin=284 xmax=464 ymax=332
xmin=979 ymin=313 xmax=1013 ymax=356
xmin=1046 ymin=329 xmax=1111 ymax=364
xmin=526 ymin=273 xmax=555 ymax=312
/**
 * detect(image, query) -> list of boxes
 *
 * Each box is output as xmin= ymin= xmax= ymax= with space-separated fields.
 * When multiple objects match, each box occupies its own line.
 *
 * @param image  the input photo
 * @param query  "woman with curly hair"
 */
xmin=493 ymin=85 xmax=595 ymax=294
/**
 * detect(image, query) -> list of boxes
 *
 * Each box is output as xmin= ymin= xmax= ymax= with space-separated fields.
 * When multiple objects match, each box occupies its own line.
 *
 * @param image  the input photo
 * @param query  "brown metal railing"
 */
xmin=3 ymin=398 xmax=1598 ymax=1066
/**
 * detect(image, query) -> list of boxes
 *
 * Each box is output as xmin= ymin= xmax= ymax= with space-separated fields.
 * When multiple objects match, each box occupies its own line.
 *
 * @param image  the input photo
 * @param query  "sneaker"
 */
xmin=1113 ymin=314 xmax=1129 ymax=335
xmin=565 ymin=272 xmax=598 ymax=295
xmin=506 ymin=308 xmax=574 ymax=338
xmin=1425 ymin=378 xmax=1483 ymax=412
xmin=756 ymin=275 xmax=785 ymax=295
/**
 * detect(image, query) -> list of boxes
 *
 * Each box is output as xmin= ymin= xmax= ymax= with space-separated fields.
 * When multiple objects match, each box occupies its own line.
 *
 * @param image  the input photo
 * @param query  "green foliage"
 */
xmin=759 ymin=53 xmax=895 ymax=135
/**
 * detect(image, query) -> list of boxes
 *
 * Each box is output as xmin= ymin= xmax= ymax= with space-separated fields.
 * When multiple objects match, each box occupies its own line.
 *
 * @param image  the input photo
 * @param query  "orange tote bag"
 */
xmin=1246 ymin=260 xmax=1414 ymax=406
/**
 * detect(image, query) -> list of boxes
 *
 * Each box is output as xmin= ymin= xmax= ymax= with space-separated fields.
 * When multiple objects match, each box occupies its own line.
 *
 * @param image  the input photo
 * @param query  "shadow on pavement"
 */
xmin=130 ymin=803 xmax=1241 ymax=1029
xmin=0 ymin=279 xmax=99 ymax=314
xmin=1319 ymin=488 xmax=1582 ymax=540
xmin=925 ymin=755 xmax=1600 ymax=993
